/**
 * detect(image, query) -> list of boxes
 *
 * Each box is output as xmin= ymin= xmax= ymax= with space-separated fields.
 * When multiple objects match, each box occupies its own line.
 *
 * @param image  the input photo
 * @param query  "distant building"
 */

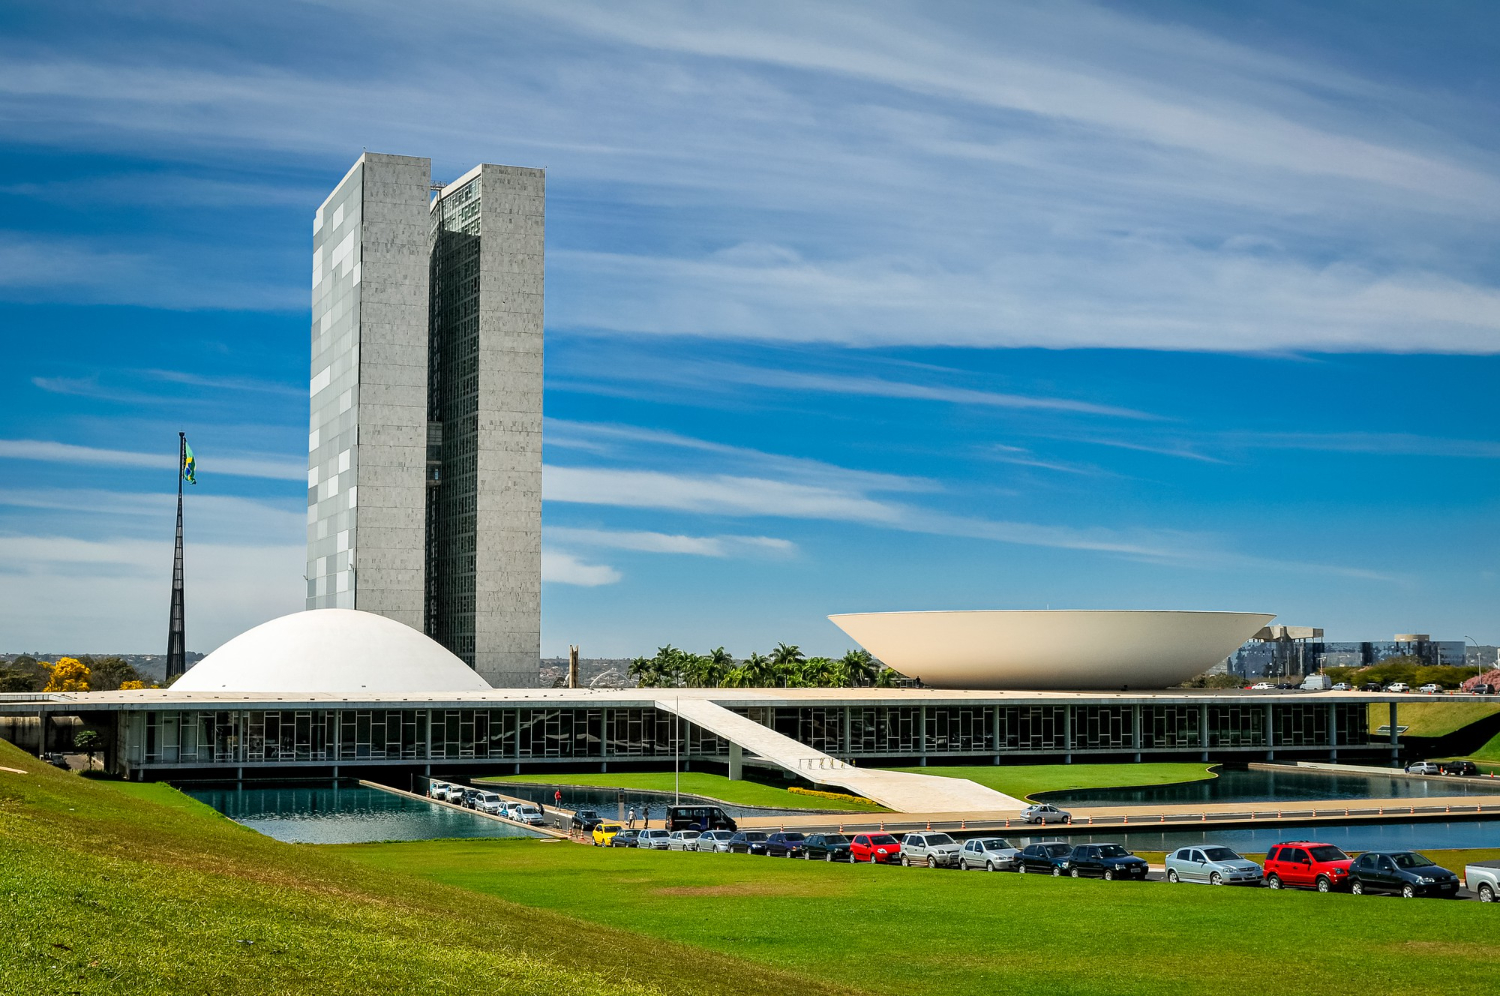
xmin=306 ymin=153 xmax=543 ymax=687
xmin=1223 ymin=633 xmax=1468 ymax=679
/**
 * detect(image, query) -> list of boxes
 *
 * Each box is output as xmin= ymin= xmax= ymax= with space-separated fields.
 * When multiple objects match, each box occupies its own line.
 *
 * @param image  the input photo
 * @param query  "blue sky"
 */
xmin=0 ymin=0 xmax=1496 ymax=656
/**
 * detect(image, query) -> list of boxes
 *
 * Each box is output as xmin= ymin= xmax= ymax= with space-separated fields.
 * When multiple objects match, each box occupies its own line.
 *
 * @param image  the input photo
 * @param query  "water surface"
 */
xmin=1041 ymin=767 xmax=1500 ymax=808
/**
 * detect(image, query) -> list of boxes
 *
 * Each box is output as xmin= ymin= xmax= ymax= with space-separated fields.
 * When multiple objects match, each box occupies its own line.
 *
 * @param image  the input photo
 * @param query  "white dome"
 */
xmin=175 ymin=609 xmax=492 ymax=694
xmin=829 ymin=609 xmax=1275 ymax=690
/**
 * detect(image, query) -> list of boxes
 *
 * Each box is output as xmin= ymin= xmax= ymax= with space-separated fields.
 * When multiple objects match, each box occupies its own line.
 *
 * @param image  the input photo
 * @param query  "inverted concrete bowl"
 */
xmin=827 ymin=610 xmax=1276 ymax=690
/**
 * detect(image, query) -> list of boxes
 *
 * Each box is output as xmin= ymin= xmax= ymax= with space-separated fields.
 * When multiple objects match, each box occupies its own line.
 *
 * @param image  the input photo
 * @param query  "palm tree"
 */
xmin=875 ymin=664 xmax=904 ymax=688
xmin=840 ymin=649 xmax=877 ymax=686
xmin=720 ymin=665 xmax=754 ymax=688
xmin=799 ymin=656 xmax=835 ymax=687
xmin=743 ymin=651 xmax=773 ymax=686
xmin=706 ymin=646 xmax=736 ymax=687
xmin=628 ymin=656 xmax=657 ymax=688
xmin=687 ymin=653 xmax=721 ymax=688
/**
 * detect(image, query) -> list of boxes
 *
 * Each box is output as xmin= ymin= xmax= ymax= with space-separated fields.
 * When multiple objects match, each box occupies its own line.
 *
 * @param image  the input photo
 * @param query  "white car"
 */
xmin=1406 ymin=761 xmax=1442 ymax=775
xmin=428 ymin=781 xmax=452 ymax=801
xmin=472 ymin=791 xmax=505 ymax=815
xmin=900 ymin=832 xmax=962 ymax=868
xmin=513 ymin=804 xmax=545 ymax=826
xmin=635 ymin=829 xmax=671 ymax=850
xmin=666 ymin=830 xmax=701 ymax=851
xmin=1387 ymin=682 xmax=1411 ymax=693
xmin=1249 ymin=682 xmax=1276 ymax=691
xmin=1020 ymin=803 xmax=1072 ymax=825
xmin=695 ymin=830 xmax=736 ymax=852
xmin=1418 ymin=683 xmax=1444 ymax=694
xmin=958 ymin=836 xmax=1021 ymax=871
xmin=1331 ymin=683 xmax=1352 ymax=691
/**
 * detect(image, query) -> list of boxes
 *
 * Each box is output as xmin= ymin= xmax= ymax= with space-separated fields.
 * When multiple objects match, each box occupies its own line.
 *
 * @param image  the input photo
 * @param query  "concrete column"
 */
xmin=1265 ymin=702 xmax=1275 ymax=761
xmin=843 ymin=706 xmax=852 ymax=758
xmin=1199 ymin=702 xmax=1210 ymax=762
xmin=728 ymin=743 xmax=743 ymax=780
xmin=1063 ymin=706 xmax=1072 ymax=764
xmin=1132 ymin=704 xmax=1142 ymax=763
xmin=424 ymin=709 xmax=432 ymax=761
xmin=1389 ymin=701 xmax=1399 ymax=761
xmin=919 ymin=706 xmax=927 ymax=766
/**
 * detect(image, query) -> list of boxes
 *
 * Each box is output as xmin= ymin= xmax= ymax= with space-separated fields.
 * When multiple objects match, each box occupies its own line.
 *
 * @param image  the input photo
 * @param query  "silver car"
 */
xmin=1020 ymin=803 xmax=1073 ymax=825
xmin=958 ymin=836 xmax=1021 ymax=871
xmin=900 ymin=832 xmax=962 ymax=868
xmin=695 ymin=829 xmax=736 ymax=852
xmin=635 ymin=828 xmax=671 ymax=850
xmin=666 ymin=830 xmax=701 ymax=851
xmin=1165 ymin=845 xmax=1264 ymax=886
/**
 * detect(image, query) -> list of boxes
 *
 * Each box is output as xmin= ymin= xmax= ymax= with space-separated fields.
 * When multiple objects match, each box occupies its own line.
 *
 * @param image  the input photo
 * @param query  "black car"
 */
xmin=571 ymin=809 xmax=604 ymax=831
xmin=727 ymin=830 xmax=770 ymax=855
xmin=765 ymin=831 xmax=808 ymax=858
xmin=609 ymin=829 xmax=641 ymax=848
xmin=1066 ymin=843 xmax=1149 ymax=881
xmin=1348 ymin=850 xmax=1461 ymax=898
xmin=1441 ymin=760 xmax=1479 ymax=776
xmin=1360 ymin=681 xmax=1382 ymax=692
xmin=802 ymin=833 xmax=853 ymax=862
xmin=1018 ymin=842 xmax=1073 ymax=875
xmin=666 ymin=805 xmax=738 ymax=833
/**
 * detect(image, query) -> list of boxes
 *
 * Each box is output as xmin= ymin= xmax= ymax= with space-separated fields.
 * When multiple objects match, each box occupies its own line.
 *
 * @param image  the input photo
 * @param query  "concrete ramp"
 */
xmin=657 ymin=698 xmax=1023 ymax=814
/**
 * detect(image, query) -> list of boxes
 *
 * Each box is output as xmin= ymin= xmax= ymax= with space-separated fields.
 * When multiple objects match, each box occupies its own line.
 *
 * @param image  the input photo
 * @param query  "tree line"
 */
xmin=627 ymin=643 xmax=906 ymax=688
xmin=0 ymin=655 xmax=150 ymax=693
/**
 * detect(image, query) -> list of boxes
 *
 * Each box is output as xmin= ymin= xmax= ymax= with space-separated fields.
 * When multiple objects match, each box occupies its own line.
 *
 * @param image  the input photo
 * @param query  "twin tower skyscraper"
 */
xmin=305 ymin=153 xmax=543 ymax=687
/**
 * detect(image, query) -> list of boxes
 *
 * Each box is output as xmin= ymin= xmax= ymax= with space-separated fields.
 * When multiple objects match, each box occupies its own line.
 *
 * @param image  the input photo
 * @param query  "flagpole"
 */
xmin=166 ymin=432 xmax=187 ymax=682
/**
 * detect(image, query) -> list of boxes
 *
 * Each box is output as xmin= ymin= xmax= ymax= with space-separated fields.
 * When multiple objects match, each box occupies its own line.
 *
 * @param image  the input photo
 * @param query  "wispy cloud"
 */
xmin=0 ymin=439 xmax=305 ymax=481
xmin=541 ymin=550 xmax=621 ymax=587
xmin=547 ymin=526 xmax=796 ymax=558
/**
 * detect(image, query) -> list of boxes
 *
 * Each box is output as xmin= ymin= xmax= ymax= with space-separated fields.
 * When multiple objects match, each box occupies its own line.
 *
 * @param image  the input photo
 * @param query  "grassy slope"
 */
xmin=480 ymin=771 xmax=887 ymax=812
xmin=0 ymin=743 xmax=853 ymax=996
xmin=886 ymin=762 xmax=1217 ymax=800
xmin=1369 ymin=700 xmax=1500 ymax=737
xmin=346 ymin=839 xmax=1500 ymax=996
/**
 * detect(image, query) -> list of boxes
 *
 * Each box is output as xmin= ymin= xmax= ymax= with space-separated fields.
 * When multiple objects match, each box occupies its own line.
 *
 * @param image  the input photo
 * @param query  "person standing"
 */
xmin=642 ymin=804 xmax=650 ymax=829
xmin=554 ymin=788 xmax=562 ymax=809
xmin=627 ymin=806 xmax=637 ymax=829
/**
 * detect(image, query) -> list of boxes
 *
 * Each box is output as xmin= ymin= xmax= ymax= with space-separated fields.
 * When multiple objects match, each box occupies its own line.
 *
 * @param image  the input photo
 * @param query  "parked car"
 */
xmin=1418 ymin=683 xmax=1444 ymax=695
xmin=1275 ymin=682 xmax=1298 ymax=690
xmin=765 ymin=831 xmax=808 ymax=858
xmin=1406 ymin=761 xmax=1442 ymax=775
xmin=1348 ymin=851 xmax=1460 ymax=898
xmin=1020 ymin=803 xmax=1072 ymax=825
xmin=727 ymin=830 xmax=770 ymax=855
xmin=1066 ymin=843 xmax=1149 ymax=881
xmin=636 ymin=828 xmax=672 ymax=850
xmin=1360 ymin=681 xmax=1382 ymax=692
xmin=571 ymin=809 xmax=604 ymax=832
xmin=473 ymin=791 xmax=505 ymax=815
xmin=1249 ymin=682 xmax=1276 ymax=691
xmin=666 ymin=830 xmax=701 ymax=851
xmin=428 ymin=781 xmax=452 ymax=801
xmin=1331 ymin=682 xmax=1352 ymax=691
xmin=901 ymin=832 xmax=962 ymax=868
xmin=592 ymin=822 xmax=625 ymax=846
xmin=1164 ymin=845 xmax=1264 ymax=886
xmin=958 ymin=836 xmax=1021 ymax=872
xmin=849 ymin=832 xmax=903 ymax=864
xmin=514 ymin=803 xmax=545 ymax=826
xmin=460 ymin=787 xmax=482 ymax=809
xmin=1386 ymin=682 xmax=1411 ymax=693
xmin=1441 ymin=760 xmax=1479 ymax=776
xmin=610 ymin=829 xmax=641 ymax=848
xmin=695 ymin=829 xmax=736 ymax=853
xmin=1263 ymin=841 xmax=1352 ymax=892
xmin=666 ymin=805 xmax=737 ymax=832
xmin=1464 ymin=860 xmax=1500 ymax=903
xmin=1472 ymin=683 xmax=1496 ymax=696
xmin=1017 ymin=841 xmax=1074 ymax=875
xmin=802 ymin=833 xmax=853 ymax=862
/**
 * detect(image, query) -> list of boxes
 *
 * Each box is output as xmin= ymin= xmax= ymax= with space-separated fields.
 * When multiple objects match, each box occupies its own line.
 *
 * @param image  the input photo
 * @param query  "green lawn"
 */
xmin=0 ymin=742 xmax=850 ymax=996
xmin=1370 ymin=700 xmax=1500 ymax=737
xmin=479 ymin=770 xmax=888 ymax=812
xmin=885 ymin=762 xmax=1217 ymax=800
xmin=345 ymin=837 xmax=1500 ymax=996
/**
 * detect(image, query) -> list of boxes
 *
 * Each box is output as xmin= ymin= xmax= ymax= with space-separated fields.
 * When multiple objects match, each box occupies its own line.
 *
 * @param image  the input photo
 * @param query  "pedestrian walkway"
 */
xmin=655 ymin=697 xmax=1023 ymax=813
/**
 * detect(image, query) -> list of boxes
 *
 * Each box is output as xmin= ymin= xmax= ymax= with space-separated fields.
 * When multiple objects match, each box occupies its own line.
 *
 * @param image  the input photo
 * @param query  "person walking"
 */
xmin=627 ymin=806 xmax=637 ymax=829
xmin=642 ymin=804 xmax=650 ymax=829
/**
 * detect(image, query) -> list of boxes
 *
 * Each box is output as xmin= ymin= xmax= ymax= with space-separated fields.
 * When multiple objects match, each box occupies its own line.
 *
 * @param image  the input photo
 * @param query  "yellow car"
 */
xmin=592 ymin=823 xmax=625 ymax=846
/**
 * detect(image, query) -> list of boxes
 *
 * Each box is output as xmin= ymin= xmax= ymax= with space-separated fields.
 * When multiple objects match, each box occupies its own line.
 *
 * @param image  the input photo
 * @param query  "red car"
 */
xmin=849 ymin=832 xmax=903 ymax=864
xmin=1263 ymin=841 xmax=1352 ymax=892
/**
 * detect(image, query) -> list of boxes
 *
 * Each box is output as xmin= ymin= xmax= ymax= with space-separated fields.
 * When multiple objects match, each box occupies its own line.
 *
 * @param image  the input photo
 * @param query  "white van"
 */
xmin=429 ymin=781 xmax=452 ymax=801
xmin=1301 ymin=674 xmax=1332 ymax=691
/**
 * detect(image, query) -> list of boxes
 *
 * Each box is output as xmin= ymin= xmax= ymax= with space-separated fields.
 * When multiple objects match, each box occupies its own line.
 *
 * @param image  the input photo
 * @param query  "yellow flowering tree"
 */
xmin=43 ymin=657 xmax=91 ymax=692
xmin=118 ymin=679 xmax=145 ymax=690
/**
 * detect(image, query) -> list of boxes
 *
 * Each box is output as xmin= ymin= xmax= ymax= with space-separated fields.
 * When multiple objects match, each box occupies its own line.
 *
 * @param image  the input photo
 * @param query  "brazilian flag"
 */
xmin=182 ymin=439 xmax=197 ymax=485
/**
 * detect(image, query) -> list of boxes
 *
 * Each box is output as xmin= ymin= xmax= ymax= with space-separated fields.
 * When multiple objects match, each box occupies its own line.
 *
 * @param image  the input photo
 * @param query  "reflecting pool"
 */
xmin=1040 ymin=766 xmax=1500 ymax=808
xmin=1034 ymin=818 xmax=1500 ymax=854
xmin=184 ymin=782 xmax=545 ymax=844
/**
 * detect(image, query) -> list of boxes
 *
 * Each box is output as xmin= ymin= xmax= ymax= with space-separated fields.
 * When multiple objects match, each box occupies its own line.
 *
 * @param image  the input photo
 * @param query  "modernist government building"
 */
xmin=0 ymin=151 xmax=1468 ymax=812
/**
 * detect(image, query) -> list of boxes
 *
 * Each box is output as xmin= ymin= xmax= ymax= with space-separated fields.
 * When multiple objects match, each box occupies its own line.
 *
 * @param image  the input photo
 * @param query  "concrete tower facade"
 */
xmin=307 ymin=152 xmax=542 ymax=687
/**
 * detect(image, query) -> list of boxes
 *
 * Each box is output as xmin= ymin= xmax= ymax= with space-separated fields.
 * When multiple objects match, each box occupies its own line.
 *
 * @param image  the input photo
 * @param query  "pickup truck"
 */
xmin=1465 ymin=860 xmax=1500 ymax=903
